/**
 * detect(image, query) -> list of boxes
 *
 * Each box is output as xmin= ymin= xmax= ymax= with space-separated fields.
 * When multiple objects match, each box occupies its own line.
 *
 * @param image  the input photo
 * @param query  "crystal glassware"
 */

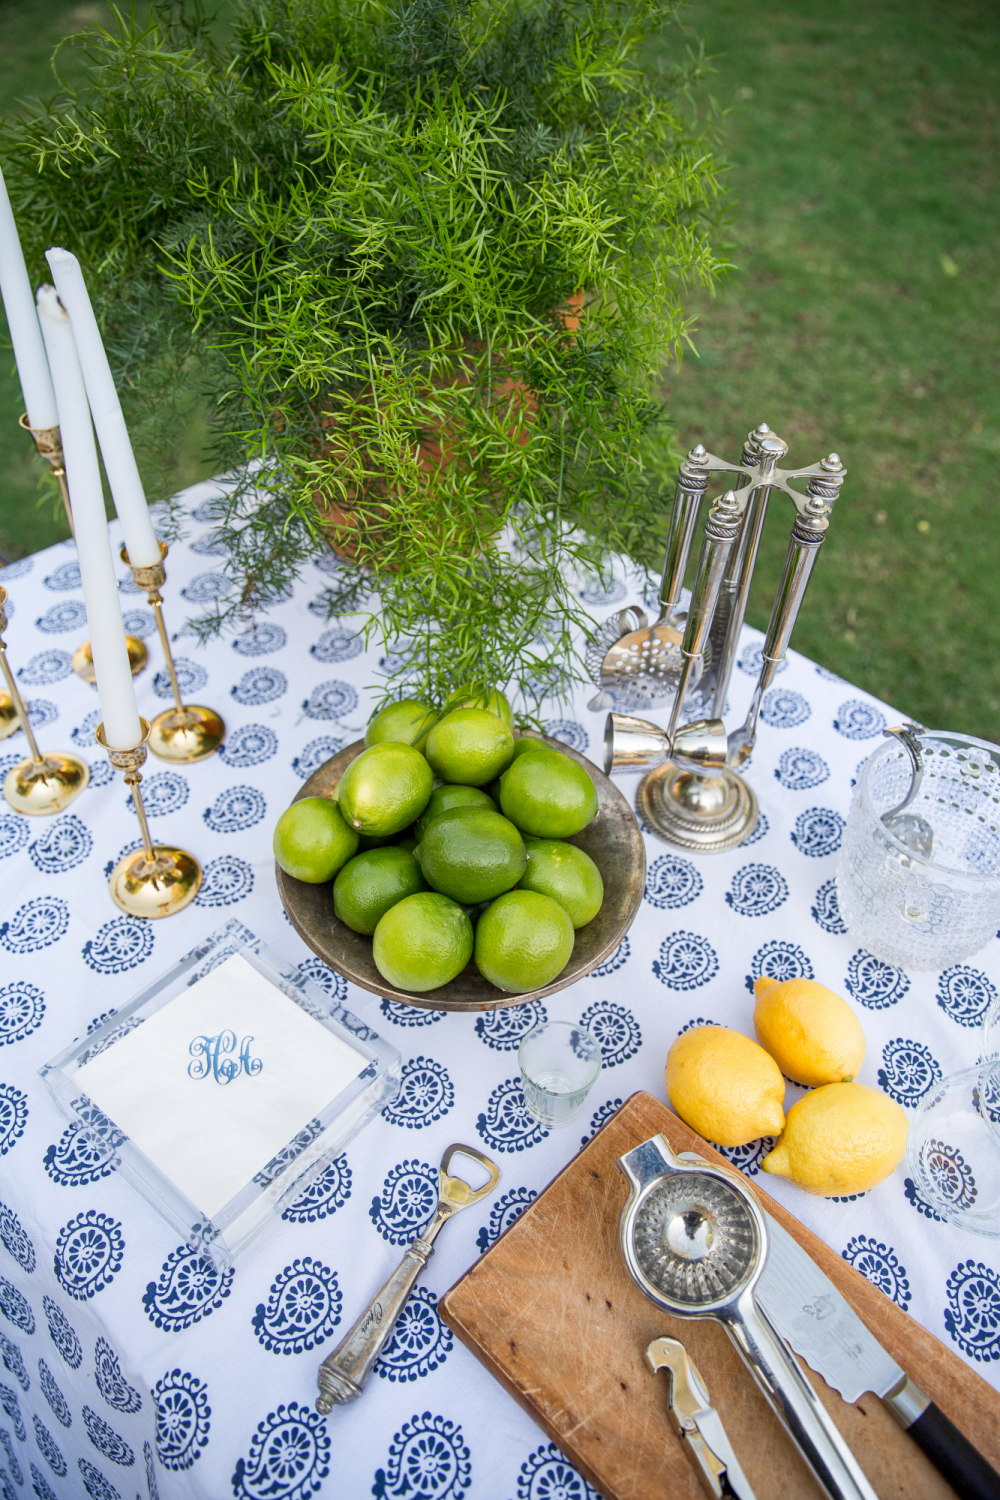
xmin=905 ymin=1060 xmax=1000 ymax=1236
xmin=836 ymin=731 xmax=1000 ymax=970
xmin=518 ymin=1020 xmax=602 ymax=1128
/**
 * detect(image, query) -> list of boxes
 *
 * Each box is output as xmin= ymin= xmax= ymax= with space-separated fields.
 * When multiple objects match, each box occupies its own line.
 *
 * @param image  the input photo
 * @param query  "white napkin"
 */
xmin=72 ymin=952 xmax=367 ymax=1217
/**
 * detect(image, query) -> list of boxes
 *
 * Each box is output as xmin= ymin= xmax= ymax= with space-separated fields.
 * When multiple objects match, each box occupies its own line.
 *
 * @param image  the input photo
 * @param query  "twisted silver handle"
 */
xmin=656 ymin=445 xmax=710 ymax=623
xmin=666 ymin=490 xmax=744 ymax=744
xmin=727 ymin=499 xmax=828 ymax=767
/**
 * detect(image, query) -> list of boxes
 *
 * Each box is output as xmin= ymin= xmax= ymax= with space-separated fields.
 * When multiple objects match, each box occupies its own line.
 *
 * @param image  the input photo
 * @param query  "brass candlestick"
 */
xmin=0 ymin=585 xmax=89 ymax=815
xmin=19 ymin=411 xmax=73 ymax=538
xmin=121 ymin=542 xmax=225 ymax=763
xmin=95 ymin=719 xmax=201 ymax=917
xmin=18 ymin=413 xmax=148 ymax=683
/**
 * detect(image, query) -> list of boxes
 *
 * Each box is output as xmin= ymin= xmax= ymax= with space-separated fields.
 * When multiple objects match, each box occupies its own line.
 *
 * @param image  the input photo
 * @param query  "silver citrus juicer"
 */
xmin=618 ymin=1135 xmax=877 ymax=1500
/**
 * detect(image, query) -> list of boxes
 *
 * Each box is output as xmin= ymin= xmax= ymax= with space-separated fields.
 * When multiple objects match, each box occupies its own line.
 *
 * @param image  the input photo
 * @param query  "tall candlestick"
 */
xmin=0 ymin=164 xmax=58 ymax=429
xmin=36 ymin=286 xmax=141 ymax=751
xmin=45 ymin=246 xmax=161 ymax=568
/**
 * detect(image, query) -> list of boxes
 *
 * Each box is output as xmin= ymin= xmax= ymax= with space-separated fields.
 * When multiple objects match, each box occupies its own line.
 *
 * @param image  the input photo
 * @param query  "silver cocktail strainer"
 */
xmin=618 ymin=1135 xmax=878 ymax=1500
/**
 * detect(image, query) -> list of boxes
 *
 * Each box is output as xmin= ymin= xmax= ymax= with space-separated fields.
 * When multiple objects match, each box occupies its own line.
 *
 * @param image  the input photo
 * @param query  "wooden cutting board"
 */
xmin=441 ymin=1091 xmax=1000 ymax=1500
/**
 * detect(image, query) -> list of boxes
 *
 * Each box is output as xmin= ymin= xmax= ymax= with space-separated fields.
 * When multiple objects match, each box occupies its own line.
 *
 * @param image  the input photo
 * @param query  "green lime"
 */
xmin=413 ymin=783 xmax=496 ymax=840
xmin=357 ymin=831 xmax=399 ymax=850
xmin=518 ymin=838 xmax=604 ymax=927
xmin=273 ymin=796 xmax=359 ymax=883
xmin=338 ymin=742 xmax=433 ymax=836
xmin=333 ymin=846 xmax=428 ymax=934
xmin=424 ymin=707 xmax=514 ymax=786
xmin=444 ymin=682 xmax=515 ymax=730
xmin=365 ymin=698 xmax=439 ymax=754
xmin=415 ymin=805 xmax=526 ymax=903
xmin=373 ymin=892 xmax=474 ymax=991
xmin=474 ymin=889 xmax=575 ymax=993
xmin=499 ymin=749 xmax=598 ymax=837
xmin=509 ymin=734 xmax=561 ymax=760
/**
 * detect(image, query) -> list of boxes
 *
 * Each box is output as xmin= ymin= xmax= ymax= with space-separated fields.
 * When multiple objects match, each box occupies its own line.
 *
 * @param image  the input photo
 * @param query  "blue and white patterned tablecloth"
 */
xmin=0 ymin=478 xmax=998 ymax=1500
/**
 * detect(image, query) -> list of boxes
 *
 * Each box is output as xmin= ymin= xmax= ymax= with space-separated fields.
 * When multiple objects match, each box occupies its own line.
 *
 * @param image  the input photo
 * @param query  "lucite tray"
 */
xmin=40 ymin=919 xmax=401 ymax=1266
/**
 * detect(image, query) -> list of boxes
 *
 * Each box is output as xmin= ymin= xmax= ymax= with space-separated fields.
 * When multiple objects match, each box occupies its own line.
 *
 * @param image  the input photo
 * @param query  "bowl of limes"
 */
xmin=274 ymin=696 xmax=646 ymax=1011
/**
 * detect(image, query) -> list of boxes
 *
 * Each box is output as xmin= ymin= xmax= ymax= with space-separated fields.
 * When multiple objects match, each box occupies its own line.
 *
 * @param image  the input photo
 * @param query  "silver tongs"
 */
xmin=648 ymin=1336 xmax=758 ymax=1500
xmin=315 ymin=1143 xmax=500 ymax=1412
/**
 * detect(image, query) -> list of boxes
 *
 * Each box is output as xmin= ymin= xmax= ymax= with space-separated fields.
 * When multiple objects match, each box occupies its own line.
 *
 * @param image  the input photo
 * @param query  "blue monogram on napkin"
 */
xmin=188 ymin=1032 xmax=262 ymax=1084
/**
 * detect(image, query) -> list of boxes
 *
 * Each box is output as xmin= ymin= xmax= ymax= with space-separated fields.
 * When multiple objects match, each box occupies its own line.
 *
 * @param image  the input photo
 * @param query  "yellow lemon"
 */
xmin=753 ymin=976 xmax=865 ymax=1087
xmin=761 ymin=1082 xmax=908 ymax=1196
xmin=665 ymin=1026 xmax=785 ymax=1148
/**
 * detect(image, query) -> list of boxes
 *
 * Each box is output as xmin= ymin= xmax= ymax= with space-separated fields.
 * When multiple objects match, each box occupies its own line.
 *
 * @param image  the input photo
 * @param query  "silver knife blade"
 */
xmin=757 ymin=1216 xmax=902 ymax=1406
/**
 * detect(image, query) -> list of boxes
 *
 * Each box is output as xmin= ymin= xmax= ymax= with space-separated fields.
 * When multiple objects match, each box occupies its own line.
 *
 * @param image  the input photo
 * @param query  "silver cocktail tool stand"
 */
xmin=121 ymin=542 xmax=225 ymax=763
xmin=316 ymin=1144 xmax=499 ymax=1411
xmin=0 ymin=584 xmax=90 ymax=814
xmin=604 ymin=429 xmax=844 ymax=851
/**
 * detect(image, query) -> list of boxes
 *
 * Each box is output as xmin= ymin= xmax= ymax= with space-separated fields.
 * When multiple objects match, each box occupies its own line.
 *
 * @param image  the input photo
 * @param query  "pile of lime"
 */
xmin=272 ymin=687 xmax=603 ymax=994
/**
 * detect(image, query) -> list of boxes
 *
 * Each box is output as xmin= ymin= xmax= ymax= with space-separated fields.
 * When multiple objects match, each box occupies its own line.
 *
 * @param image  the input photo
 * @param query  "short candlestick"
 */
xmin=95 ymin=718 xmax=201 ymax=917
xmin=0 ymin=584 xmax=90 ymax=814
xmin=17 ymin=412 xmax=148 ymax=683
xmin=122 ymin=542 xmax=225 ymax=762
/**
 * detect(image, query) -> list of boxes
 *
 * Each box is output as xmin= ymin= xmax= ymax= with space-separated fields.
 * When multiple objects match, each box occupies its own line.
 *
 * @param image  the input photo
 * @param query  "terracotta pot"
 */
xmin=313 ymin=292 xmax=585 ymax=562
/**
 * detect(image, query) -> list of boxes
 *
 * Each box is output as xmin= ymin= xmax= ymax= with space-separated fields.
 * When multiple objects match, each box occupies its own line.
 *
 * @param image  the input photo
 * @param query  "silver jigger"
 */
xmin=605 ymin=711 xmax=758 ymax=854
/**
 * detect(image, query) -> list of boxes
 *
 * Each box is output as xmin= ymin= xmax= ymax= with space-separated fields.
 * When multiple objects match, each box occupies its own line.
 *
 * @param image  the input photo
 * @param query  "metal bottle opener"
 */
xmin=315 ymin=1143 xmax=500 ymax=1412
xmin=647 ymin=1336 xmax=759 ymax=1500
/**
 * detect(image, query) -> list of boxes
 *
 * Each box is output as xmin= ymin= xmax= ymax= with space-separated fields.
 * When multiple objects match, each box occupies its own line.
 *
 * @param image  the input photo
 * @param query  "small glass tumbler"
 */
xmin=905 ymin=1060 xmax=1000 ymax=1236
xmin=518 ymin=1021 xmax=602 ymax=1128
xmin=836 ymin=731 xmax=1000 ymax=970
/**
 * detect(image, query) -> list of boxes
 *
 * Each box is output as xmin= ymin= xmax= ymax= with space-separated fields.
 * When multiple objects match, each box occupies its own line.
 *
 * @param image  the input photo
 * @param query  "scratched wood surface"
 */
xmin=441 ymin=1091 xmax=1000 ymax=1500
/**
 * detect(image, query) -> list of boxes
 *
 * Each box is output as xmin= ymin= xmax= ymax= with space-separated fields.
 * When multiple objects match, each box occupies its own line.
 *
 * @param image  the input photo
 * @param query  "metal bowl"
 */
xmin=276 ymin=735 xmax=646 ymax=1012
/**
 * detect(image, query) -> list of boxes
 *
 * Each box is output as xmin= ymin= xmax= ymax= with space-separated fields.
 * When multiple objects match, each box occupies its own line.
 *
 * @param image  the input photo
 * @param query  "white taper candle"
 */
xmin=45 ymin=246 xmax=161 ymax=567
xmin=37 ymin=286 xmax=141 ymax=751
xmin=0 ymin=163 xmax=58 ymax=429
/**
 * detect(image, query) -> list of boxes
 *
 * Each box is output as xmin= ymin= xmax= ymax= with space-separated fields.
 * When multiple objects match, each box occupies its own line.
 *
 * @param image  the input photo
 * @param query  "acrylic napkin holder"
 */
xmin=40 ymin=919 xmax=401 ymax=1268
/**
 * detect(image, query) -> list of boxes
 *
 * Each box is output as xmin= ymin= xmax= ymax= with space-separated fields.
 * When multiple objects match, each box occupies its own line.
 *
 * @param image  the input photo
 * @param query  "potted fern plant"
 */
xmin=3 ymin=0 xmax=727 ymax=714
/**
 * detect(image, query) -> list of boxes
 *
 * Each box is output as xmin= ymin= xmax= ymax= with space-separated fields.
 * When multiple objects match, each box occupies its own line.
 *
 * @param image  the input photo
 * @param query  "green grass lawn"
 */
xmin=2 ymin=0 xmax=998 ymax=738
xmin=658 ymin=0 xmax=1000 ymax=739
xmin=0 ymin=0 xmax=230 ymax=557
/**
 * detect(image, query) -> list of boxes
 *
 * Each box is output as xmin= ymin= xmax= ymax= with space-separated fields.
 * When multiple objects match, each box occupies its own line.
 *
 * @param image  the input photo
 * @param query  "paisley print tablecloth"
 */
xmin=0 ymin=477 xmax=998 ymax=1500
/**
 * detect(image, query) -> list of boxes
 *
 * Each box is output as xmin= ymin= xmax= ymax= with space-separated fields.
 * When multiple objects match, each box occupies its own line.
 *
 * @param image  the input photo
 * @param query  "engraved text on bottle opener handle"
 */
xmin=315 ymin=1143 xmax=500 ymax=1412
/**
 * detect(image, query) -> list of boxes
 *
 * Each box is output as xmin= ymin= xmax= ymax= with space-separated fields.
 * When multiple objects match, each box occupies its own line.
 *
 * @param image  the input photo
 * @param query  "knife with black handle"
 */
xmin=757 ymin=1215 xmax=1000 ymax=1500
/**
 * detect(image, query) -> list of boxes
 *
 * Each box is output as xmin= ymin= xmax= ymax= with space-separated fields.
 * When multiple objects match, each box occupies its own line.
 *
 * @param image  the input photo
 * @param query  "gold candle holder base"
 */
xmin=3 ymin=751 xmax=90 ymax=817
xmin=0 ymin=692 xmax=19 ymax=740
xmin=107 ymin=843 xmax=202 ymax=919
xmin=148 ymin=705 xmax=226 ymax=764
xmin=120 ymin=543 xmax=225 ymax=764
xmin=96 ymin=720 xmax=201 ymax=918
xmin=1 ymin=582 xmax=89 ymax=815
xmin=72 ymin=636 xmax=149 ymax=683
xmin=638 ymin=760 xmax=759 ymax=853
